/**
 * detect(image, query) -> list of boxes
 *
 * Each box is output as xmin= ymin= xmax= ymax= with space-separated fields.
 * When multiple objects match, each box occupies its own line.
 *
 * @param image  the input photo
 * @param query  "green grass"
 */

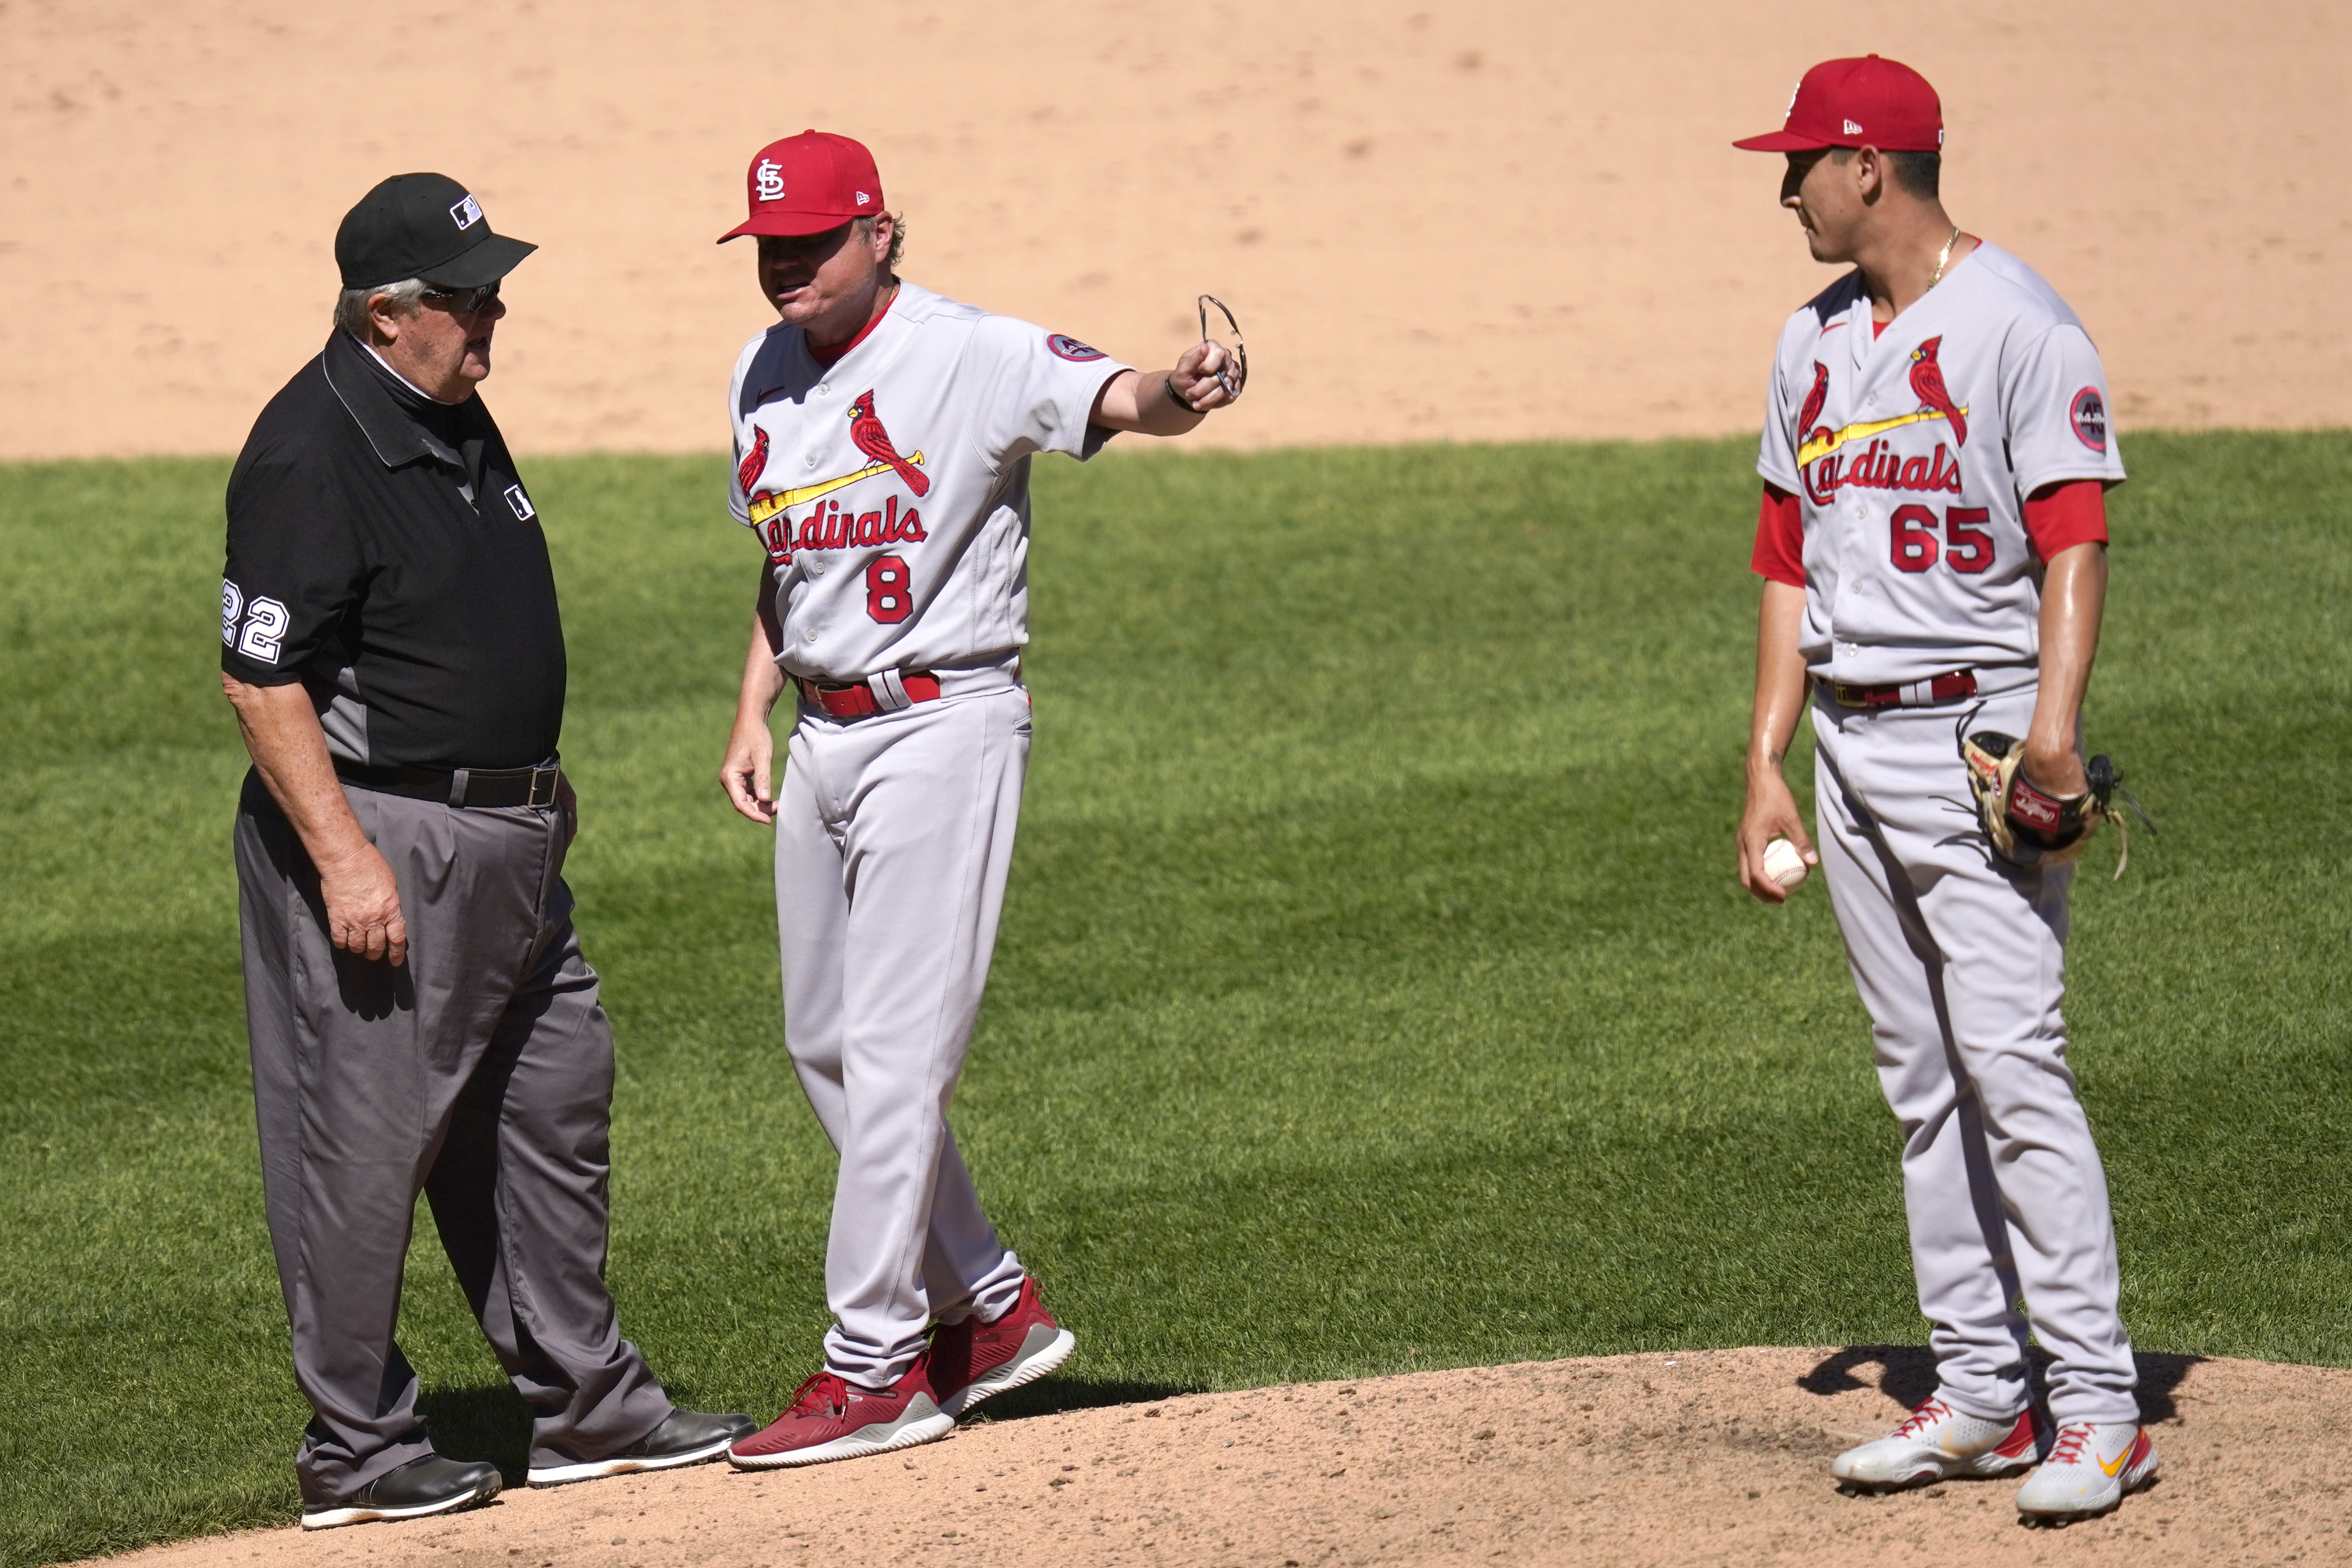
xmin=1 ymin=432 xmax=2346 ymax=1565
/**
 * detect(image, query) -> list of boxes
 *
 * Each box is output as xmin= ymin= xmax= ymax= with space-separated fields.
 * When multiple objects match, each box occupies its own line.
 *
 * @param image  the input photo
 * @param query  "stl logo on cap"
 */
xmin=720 ymin=131 xmax=886 ymax=243
xmin=450 ymin=193 xmax=483 ymax=230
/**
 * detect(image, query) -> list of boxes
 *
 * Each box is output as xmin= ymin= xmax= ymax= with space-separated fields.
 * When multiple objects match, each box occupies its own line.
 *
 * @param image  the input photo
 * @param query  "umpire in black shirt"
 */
xmin=220 ymin=174 xmax=749 ymax=1530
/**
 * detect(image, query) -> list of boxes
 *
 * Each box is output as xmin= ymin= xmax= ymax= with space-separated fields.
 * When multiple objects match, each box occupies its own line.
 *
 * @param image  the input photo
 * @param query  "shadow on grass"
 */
xmin=1798 ymin=1344 xmax=2202 ymax=1424
xmin=958 ymin=1378 xmax=1205 ymax=1425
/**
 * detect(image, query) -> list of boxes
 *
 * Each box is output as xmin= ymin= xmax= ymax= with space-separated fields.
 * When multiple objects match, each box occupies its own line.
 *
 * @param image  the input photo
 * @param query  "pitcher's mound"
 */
xmin=97 ymin=1348 xmax=2352 ymax=1568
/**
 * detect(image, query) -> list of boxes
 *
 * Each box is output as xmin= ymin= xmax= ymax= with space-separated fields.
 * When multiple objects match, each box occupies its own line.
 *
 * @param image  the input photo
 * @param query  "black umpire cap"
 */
xmin=335 ymin=173 xmax=537 ymax=290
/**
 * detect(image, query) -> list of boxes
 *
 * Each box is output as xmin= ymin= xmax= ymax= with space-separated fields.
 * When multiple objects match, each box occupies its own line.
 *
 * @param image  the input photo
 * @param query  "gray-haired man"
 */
xmin=220 ymin=173 xmax=750 ymax=1529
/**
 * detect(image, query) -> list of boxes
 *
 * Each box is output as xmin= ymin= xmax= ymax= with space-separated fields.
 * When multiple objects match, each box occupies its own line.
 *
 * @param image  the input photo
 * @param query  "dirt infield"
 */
xmin=93 ymin=1349 xmax=2352 ymax=1568
xmin=2 ymin=0 xmax=2344 ymax=459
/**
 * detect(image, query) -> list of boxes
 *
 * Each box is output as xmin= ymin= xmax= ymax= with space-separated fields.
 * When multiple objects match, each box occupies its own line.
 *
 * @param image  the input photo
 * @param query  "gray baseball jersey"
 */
xmin=727 ymin=281 xmax=1132 ymax=681
xmin=1758 ymin=241 xmax=2126 ymax=691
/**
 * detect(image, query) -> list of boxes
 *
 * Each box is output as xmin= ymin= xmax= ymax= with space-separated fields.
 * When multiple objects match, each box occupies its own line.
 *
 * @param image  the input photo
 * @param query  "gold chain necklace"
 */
xmin=1930 ymin=225 xmax=1962 ymax=288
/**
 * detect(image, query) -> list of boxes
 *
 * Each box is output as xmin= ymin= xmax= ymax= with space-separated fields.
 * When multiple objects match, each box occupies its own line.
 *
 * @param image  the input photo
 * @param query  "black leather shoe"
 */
xmin=527 ymin=1409 xmax=759 ymax=1487
xmin=301 ymin=1453 xmax=501 ymax=1530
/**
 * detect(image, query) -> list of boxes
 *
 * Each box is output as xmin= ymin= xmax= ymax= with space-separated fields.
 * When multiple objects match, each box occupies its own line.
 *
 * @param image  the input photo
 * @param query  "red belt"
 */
xmin=799 ymin=670 xmax=941 ymax=718
xmin=1822 ymin=669 xmax=1979 ymax=709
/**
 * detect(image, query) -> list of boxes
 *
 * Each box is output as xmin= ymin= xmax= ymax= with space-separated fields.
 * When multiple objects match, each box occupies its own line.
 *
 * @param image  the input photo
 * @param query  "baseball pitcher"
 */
xmin=1732 ymin=57 xmax=2156 ymax=1524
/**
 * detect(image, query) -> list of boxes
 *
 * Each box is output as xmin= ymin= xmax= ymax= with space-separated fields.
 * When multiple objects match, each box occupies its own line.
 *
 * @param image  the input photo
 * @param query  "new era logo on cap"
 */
xmin=450 ymin=193 xmax=483 ymax=230
xmin=1843 ymin=118 xmax=1864 ymax=135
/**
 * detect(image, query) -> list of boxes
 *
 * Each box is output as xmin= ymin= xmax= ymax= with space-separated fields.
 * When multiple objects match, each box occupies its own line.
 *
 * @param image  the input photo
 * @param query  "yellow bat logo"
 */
xmin=746 ymin=451 xmax=926 ymax=527
xmin=1798 ymin=408 xmax=1969 ymax=469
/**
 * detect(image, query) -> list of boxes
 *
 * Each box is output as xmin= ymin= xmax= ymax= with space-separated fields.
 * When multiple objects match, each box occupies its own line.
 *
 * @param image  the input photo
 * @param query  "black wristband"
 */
xmin=1164 ymin=375 xmax=1191 ymax=412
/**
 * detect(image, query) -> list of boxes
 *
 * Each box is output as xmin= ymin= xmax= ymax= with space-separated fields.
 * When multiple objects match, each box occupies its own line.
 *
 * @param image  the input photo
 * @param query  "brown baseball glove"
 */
xmin=1958 ymin=728 xmax=2154 ymax=879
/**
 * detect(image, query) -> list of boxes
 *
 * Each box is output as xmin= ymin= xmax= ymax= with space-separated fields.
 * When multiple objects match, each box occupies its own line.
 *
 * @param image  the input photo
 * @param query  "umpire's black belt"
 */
xmin=334 ymin=757 xmax=563 ymax=808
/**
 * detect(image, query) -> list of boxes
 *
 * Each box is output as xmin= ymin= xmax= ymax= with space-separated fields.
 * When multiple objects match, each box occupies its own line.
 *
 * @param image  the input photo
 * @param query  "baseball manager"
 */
xmin=713 ymin=131 xmax=1239 ymax=1468
xmin=220 ymin=174 xmax=749 ymax=1529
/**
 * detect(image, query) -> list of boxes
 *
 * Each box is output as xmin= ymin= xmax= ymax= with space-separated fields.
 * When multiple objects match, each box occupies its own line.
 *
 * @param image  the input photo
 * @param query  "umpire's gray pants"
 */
xmin=236 ymin=773 xmax=671 ymax=1505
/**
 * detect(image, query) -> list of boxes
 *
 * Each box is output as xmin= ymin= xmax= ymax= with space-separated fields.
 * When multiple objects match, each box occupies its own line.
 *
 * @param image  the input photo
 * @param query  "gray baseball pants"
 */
xmin=1812 ymin=683 xmax=2139 ymax=1428
xmin=775 ymin=670 xmax=1031 ymax=1389
xmin=235 ymin=773 xmax=672 ymax=1505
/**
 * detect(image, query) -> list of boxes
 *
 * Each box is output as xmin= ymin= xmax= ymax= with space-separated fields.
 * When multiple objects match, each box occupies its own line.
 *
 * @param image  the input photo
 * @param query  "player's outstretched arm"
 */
xmin=1090 ymin=339 xmax=1238 ymax=435
xmin=720 ymin=569 xmax=789 ymax=825
xmin=2022 ymin=540 xmax=2107 ymax=797
xmin=1737 ymin=579 xmax=1819 ymax=904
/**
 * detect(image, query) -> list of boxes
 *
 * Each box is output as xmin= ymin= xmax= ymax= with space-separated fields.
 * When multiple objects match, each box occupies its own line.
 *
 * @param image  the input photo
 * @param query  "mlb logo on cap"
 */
xmin=1733 ymin=55 xmax=1944 ymax=153
xmin=720 ymin=131 xmax=885 ymax=242
xmin=335 ymin=171 xmax=535 ymax=290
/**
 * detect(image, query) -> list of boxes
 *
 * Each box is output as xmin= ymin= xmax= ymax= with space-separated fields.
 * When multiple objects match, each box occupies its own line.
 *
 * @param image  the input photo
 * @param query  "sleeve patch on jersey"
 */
xmin=2069 ymin=388 xmax=2109 ymax=452
xmin=1046 ymin=332 xmax=1106 ymax=362
xmin=505 ymin=484 xmax=536 ymax=521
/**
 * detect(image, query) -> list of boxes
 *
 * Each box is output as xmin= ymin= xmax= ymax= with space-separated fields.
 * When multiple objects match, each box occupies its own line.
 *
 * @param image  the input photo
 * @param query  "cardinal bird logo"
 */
xmin=845 ymin=391 xmax=930 ymax=498
xmin=1909 ymin=337 xmax=1969 ymax=448
xmin=736 ymin=425 xmax=770 ymax=495
xmin=1796 ymin=362 xmax=1830 ymax=450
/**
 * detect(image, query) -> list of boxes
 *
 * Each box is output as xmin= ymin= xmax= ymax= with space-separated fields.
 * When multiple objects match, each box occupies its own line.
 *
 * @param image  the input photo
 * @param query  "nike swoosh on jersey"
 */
xmin=747 ymin=452 xmax=927 ymax=525
xmin=1798 ymin=407 xmax=1969 ymax=468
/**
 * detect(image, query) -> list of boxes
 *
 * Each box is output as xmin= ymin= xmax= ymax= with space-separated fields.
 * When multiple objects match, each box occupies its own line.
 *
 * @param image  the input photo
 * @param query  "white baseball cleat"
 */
xmin=1830 ymin=1395 xmax=2045 ymax=1490
xmin=2014 ymin=1421 xmax=2159 ymax=1523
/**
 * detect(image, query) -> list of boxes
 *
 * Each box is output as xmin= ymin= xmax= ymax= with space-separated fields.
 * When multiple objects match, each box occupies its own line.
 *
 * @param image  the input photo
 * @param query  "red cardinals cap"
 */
xmin=1733 ymin=55 xmax=1944 ymax=153
xmin=719 ymin=131 xmax=884 ymax=242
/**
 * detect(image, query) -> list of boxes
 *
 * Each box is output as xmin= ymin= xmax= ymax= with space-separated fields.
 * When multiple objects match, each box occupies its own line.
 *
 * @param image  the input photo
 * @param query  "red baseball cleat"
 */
xmin=928 ymin=1276 xmax=1077 ymax=1418
xmin=727 ymin=1364 xmax=953 ymax=1469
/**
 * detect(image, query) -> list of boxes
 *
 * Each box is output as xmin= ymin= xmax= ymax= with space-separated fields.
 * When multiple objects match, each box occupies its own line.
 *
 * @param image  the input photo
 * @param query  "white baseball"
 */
xmin=1763 ymin=837 xmax=1809 ymax=892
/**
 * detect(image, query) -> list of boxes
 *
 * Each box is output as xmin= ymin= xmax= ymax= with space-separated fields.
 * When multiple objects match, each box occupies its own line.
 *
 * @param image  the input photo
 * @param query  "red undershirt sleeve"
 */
xmin=2021 ymin=479 xmax=2109 ymax=560
xmin=1751 ymin=482 xmax=1805 ymax=586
